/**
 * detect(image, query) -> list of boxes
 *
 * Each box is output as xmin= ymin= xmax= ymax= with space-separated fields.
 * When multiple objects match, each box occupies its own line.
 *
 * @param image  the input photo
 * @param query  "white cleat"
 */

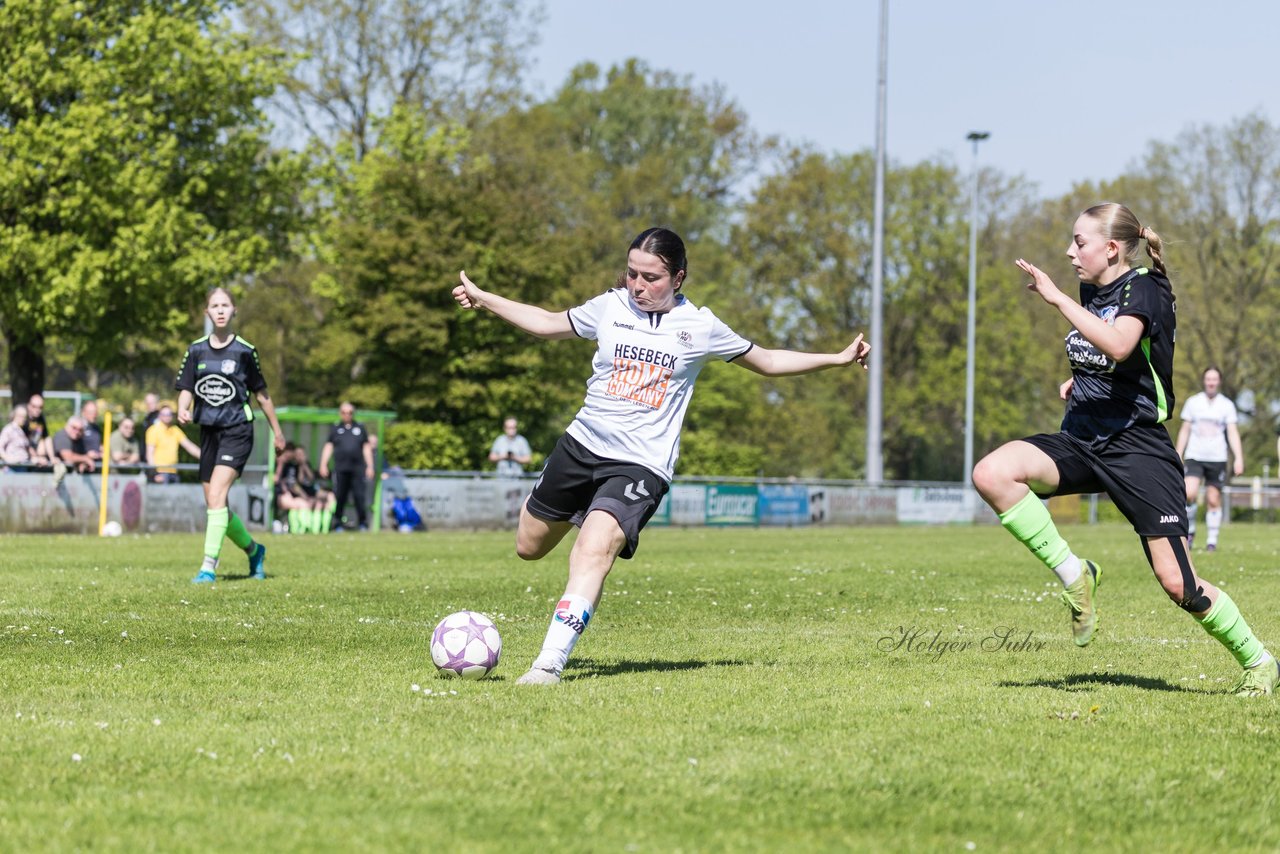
xmin=515 ymin=667 xmax=561 ymax=686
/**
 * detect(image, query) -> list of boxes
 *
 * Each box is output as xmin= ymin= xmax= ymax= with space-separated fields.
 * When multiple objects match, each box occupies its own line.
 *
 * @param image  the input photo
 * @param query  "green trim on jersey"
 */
xmin=235 ymin=334 xmax=257 ymax=350
xmin=1140 ymin=337 xmax=1170 ymax=422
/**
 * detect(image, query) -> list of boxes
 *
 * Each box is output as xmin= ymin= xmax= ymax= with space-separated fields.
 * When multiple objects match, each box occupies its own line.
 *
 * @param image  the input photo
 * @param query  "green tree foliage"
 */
xmin=383 ymin=420 xmax=469 ymax=470
xmin=0 ymin=0 xmax=299 ymax=401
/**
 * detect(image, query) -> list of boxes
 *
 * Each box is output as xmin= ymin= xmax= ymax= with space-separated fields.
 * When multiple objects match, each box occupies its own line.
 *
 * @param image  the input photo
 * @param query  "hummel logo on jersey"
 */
xmin=623 ymin=479 xmax=650 ymax=501
xmin=1159 ymin=514 xmax=1181 ymax=524
xmin=613 ymin=321 xmax=635 ymax=330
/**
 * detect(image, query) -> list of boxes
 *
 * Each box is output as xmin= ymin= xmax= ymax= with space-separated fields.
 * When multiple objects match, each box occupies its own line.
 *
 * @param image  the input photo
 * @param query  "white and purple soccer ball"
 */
xmin=431 ymin=610 xmax=502 ymax=679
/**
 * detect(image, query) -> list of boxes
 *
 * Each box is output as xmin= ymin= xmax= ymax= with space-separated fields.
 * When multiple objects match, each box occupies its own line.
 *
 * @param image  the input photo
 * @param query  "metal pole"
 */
xmin=866 ymin=0 xmax=889 ymax=484
xmin=963 ymin=131 xmax=989 ymax=485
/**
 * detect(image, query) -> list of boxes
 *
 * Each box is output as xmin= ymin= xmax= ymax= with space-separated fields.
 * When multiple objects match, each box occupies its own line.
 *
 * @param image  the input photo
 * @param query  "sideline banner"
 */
xmin=705 ymin=484 xmax=758 ymax=526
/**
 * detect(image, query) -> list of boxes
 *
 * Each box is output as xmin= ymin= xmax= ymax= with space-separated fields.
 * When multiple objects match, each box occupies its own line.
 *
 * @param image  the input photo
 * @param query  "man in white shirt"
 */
xmin=1175 ymin=367 xmax=1243 ymax=552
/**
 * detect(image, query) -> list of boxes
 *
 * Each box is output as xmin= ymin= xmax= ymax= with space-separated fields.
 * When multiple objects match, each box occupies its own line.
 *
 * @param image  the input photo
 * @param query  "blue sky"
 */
xmin=528 ymin=0 xmax=1280 ymax=198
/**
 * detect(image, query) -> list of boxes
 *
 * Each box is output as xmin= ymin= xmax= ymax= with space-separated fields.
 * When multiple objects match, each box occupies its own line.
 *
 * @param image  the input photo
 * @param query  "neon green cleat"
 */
xmin=1232 ymin=656 xmax=1279 ymax=697
xmin=1060 ymin=560 xmax=1101 ymax=647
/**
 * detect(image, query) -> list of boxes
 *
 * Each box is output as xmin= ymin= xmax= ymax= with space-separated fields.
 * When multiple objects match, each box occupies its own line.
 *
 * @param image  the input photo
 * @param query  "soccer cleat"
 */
xmin=514 ymin=667 xmax=561 ymax=686
xmin=1060 ymin=560 xmax=1102 ymax=647
xmin=192 ymin=570 xmax=216 ymax=584
xmin=248 ymin=543 xmax=267 ymax=579
xmin=1232 ymin=656 xmax=1279 ymax=697
xmin=1206 ymin=543 xmax=1217 ymax=553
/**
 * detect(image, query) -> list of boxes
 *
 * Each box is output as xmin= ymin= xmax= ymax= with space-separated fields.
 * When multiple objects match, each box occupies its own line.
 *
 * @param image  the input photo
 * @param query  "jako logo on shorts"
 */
xmin=553 ymin=599 xmax=590 ymax=634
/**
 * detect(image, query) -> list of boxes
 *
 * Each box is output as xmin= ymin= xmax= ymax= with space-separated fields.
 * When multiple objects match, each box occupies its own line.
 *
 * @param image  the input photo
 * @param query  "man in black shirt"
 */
xmin=319 ymin=402 xmax=374 ymax=531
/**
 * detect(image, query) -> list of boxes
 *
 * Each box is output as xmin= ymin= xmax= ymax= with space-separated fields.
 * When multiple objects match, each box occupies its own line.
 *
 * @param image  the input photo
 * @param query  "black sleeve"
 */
xmin=1116 ymin=278 xmax=1159 ymax=335
xmin=175 ymin=344 xmax=197 ymax=392
xmin=244 ymin=345 xmax=268 ymax=393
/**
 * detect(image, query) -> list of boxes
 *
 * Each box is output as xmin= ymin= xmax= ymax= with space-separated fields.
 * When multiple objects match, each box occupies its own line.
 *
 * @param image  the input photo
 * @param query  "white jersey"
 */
xmin=564 ymin=288 xmax=752 ymax=481
xmin=1180 ymin=391 xmax=1238 ymax=462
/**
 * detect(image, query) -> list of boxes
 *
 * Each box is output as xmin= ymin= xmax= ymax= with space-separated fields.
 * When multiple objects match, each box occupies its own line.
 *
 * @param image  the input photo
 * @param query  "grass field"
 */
xmin=2 ymin=524 xmax=1279 ymax=852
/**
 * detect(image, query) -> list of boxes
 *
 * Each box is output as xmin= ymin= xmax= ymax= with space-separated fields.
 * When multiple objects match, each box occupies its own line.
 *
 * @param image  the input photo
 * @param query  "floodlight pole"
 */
xmin=963 ymin=131 xmax=990 ymax=486
xmin=866 ymin=0 xmax=889 ymax=484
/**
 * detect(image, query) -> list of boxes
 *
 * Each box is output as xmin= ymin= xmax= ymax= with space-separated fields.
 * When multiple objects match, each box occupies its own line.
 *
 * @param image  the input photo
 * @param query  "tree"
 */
xmin=0 ymin=0 xmax=299 ymax=401
xmin=240 ymin=0 xmax=542 ymax=159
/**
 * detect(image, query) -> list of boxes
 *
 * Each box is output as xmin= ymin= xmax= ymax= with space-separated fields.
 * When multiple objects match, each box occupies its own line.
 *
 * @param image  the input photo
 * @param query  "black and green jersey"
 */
xmin=1061 ymin=267 xmax=1176 ymax=443
xmin=175 ymin=335 xmax=268 ymax=428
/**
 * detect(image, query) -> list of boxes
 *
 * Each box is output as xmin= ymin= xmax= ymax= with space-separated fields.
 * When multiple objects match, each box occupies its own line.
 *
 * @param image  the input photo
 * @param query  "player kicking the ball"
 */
xmin=453 ymin=227 xmax=870 ymax=685
xmin=972 ymin=203 xmax=1277 ymax=696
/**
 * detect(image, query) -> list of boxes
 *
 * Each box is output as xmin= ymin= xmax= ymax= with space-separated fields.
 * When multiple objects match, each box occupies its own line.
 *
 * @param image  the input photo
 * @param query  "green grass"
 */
xmin=3 ymin=524 xmax=1280 ymax=852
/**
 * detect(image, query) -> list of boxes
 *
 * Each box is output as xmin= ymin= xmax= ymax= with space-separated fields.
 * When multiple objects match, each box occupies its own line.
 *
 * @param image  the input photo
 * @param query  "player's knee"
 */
xmin=971 ymin=455 xmax=1008 ymax=498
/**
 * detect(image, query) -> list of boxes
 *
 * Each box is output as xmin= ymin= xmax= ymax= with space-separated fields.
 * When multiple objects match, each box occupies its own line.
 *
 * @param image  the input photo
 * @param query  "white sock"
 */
xmin=1206 ymin=508 xmax=1222 ymax=546
xmin=1185 ymin=503 xmax=1198 ymax=537
xmin=1052 ymin=553 xmax=1082 ymax=588
xmin=531 ymin=594 xmax=593 ymax=675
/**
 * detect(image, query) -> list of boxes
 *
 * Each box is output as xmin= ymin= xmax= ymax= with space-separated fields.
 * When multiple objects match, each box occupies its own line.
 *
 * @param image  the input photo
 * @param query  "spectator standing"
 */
xmin=110 ymin=417 xmax=142 ymax=465
xmin=141 ymin=393 xmax=161 ymax=432
xmin=80 ymin=400 xmax=104 ymax=461
xmin=146 ymin=405 xmax=200 ymax=483
xmin=26 ymin=394 xmax=53 ymax=463
xmin=319 ymin=402 xmax=374 ymax=531
xmin=1 ymin=404 xmax=34 ymax=469
xmin=489 ymin=417 xmax=532 ymax=477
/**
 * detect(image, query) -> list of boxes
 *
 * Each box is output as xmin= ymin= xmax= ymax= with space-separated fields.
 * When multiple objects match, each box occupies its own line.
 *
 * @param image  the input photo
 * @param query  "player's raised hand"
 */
xmin=1016 ymin=258 xmax=1065 ymax=307
xmin=453 ymin=271 xmax=485 ymax=310
xmin=841 ymin=333 xmax=871 ymax=370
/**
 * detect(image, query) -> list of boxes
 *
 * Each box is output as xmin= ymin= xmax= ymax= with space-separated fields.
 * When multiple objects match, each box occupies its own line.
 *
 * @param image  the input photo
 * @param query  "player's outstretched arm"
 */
xmin=737 ymin=334 xmax=871 ymax=377
xmin=453 ymin=271 xmax=575 ymax=340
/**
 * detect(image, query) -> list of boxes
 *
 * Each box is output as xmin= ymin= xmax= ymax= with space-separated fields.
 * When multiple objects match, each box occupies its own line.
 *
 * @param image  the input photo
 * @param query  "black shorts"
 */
xmin=525 ymin=433 xmax=669 ymax=560
xmin=1023 ymin=424 xmax=1188 ymax=537
xmin=1184 ymin=459 xmax=1227 ymax=489
xmin=199 ymin=422 xmax=255 ymax=482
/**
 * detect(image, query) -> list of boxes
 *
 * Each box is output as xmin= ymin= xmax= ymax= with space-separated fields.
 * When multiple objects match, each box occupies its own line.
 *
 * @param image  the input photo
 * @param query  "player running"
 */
xmin=971 ymin=203 xmax=1277 ymax=696
xmin=1175 ymin=367 xmax=1243 ymax=552
xmin=453 ymin=227 xmax=871 ymax=685
xmin=177 ymin=287 xmax=286 ymax=583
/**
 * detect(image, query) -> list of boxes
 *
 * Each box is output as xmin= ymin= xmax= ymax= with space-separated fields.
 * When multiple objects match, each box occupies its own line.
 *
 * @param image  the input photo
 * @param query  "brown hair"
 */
xmin=206 ymin=286 xmax=235 ymax=306
xmin=1080 ymin=203 xmax=1166 ymax=276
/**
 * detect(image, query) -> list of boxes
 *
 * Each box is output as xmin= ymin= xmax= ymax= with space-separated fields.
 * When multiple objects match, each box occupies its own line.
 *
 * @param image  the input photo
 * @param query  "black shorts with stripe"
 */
xmin=1184 ymin=459 xmax=1227 ymax=489
xmin=526 ymin=433 xmax=669 ymax=560
xmin=1023 ymin=424 xmax=1188 ymax=538
xmin=199 ymin=422 xmax=255 ymax=482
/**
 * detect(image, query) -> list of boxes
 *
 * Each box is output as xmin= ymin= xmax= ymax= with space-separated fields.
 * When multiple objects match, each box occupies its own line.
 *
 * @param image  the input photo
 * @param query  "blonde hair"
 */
xmin=1081 ymin=202 xmax=1166 ymax=276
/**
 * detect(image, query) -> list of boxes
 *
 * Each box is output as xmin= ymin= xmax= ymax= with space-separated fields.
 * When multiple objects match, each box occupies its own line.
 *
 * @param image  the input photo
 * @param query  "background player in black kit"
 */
xmin=177 ymin=287 xmax=287 ymax=583
xmin=972 ymin=203 xmax=1276 ymax=696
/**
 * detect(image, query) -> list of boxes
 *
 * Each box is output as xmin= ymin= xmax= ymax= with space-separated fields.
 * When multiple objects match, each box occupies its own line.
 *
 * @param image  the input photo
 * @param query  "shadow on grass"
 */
xmin=998 ymin=671 xmax=1212 ymax=694
xmin=566 ymin=657 xmax=746 ymax=679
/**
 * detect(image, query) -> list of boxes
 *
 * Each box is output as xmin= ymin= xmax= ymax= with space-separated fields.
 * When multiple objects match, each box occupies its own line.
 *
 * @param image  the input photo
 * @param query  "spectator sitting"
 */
xmin=275 ymin=443 xmax=335 ymax=533
xmin=80 ymin=400 xmax=104 ymax=461
xmin=110 ymin=417 xmax=142 ymax=465
xmin=53 ymin=416 xmax=97 ymax=476
xmin=1 ymin=404 xmax=35 ymax=470
xmin=145 ymin=405 xmax=200 ymax=483
xmin=25 ymin=393 xmax=54 ymax=464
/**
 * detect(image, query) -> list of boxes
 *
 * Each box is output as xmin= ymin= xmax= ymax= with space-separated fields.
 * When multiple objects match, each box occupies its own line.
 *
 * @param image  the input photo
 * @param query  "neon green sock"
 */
xmin=204 ymin=508 xmax=229 ymax=561
xmin=226 ymin=511 xmax=254 ymax=552
xmin=288 ymin=508 xmax=301 ymax=533
xmin=1198 ymin=591 xmax=1267 ymax=668
xmin=306 ymin=508 xmax=320 ymax=533
xmin=320 ymin=507 xmax=333 ymax=534
xmin=998 ymin=491 xmax=1070 ymax=570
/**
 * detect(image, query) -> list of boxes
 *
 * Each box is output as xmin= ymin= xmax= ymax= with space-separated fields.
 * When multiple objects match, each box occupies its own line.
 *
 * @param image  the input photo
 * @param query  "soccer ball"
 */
xmin=102 ymin=521 xmax=123 ymax=537
xmin=431 ymin=611 xmax=501 ymax=679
